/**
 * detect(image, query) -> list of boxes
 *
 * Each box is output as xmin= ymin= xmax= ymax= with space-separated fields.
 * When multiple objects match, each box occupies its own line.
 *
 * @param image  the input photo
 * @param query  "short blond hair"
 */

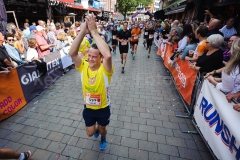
xmin=67 ymin=29 xmax=76 ymax=39
xmin=57 ymin=32 xmax=67 ymax=41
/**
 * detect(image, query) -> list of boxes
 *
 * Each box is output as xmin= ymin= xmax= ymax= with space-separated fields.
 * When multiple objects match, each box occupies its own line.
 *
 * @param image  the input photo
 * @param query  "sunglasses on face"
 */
xmin=7 ymin=39 xmax=14 ymax=42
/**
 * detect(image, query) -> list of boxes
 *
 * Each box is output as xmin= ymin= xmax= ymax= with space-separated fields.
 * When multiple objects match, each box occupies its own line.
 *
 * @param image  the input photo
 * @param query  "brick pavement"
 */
xmin=0 ymin=37 xmax=213 ymax=160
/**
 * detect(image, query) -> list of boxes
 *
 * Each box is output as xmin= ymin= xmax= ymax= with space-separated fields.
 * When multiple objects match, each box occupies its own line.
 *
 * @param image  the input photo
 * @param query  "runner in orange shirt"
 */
xmin=130 ymin=23 xmax=141 ymax=60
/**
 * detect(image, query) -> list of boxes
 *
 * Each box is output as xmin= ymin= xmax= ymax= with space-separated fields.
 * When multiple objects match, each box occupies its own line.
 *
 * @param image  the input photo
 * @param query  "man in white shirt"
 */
xmin=23 ymin=23 xmax=30 ymax=38
xmin=220 ymin=17 xmax=237 ymax=40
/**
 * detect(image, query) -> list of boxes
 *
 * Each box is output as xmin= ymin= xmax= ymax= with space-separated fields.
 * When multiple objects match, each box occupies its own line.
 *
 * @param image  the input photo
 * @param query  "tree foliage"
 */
xmin=117 ymin=0 xmax=153 ymax=20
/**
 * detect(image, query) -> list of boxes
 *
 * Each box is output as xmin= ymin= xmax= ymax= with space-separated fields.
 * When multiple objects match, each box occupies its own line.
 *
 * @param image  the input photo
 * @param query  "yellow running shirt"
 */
xmin=76 ymin=60 xmax=114 ymax=110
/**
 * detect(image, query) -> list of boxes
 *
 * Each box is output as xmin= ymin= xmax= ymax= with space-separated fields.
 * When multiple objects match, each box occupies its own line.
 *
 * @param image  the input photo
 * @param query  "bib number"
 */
xmin=145 ymin=32 xmax=148 ymax=35
xmin=112 ymin=35 xmax=116 ymax=39
xmin=86 ymin=93 xmax=101 ymax=106
xmin=149 ymin=35 xmax=153 ymax=39
xmin=121 ymin=42 xmax=127 ymax=45
xmin=134 ymin=36 xmax=138 ymax=40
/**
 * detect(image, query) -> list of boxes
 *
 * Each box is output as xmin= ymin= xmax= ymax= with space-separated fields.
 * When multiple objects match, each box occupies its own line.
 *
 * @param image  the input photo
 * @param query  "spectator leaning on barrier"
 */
xmin=0 ymin=32 xmax=15 ymax=68
xmin=55 ymin=32 xmax=70 ymax=51
xmin=177 ymin=24 xmax=193 ymax=53
xmin=189 ymin=34 xmax=224 ymax=74
xmin=4 ymin=33 xmax=26 ymax=66
xmin=185 ymin=26 xmax=208 ymax=61
xmin=170 ymin=20 xmax=183 ymax=38
xmin=26 ymin=38 xmax=47 ymax=76
xmin=180 ymin=32 xmax=198 ymax=60
xmin=35 ymin=26 xmax=54 ymax=57
xmin=207 ymin=38 xmax=240 ymax=94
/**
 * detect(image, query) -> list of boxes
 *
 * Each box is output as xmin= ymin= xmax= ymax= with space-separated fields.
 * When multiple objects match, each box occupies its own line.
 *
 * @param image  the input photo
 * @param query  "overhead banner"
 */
xmin=194 ymin=80 xmax=240 ymax=160
xmin=0 ymin=69 xmax=27 ymax=121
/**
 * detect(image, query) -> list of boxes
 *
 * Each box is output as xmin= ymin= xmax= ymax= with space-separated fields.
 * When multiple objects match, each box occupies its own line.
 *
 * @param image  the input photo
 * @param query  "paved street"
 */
xmin=0 ymin=38 xmax=213 ymax=160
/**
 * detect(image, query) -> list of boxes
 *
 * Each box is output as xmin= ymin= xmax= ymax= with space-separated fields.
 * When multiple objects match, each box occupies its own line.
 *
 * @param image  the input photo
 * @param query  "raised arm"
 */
xmin=86 ymin=14 xmax=112 ymax=73
xmin=69 ymin=22 xmax=89 ymax=68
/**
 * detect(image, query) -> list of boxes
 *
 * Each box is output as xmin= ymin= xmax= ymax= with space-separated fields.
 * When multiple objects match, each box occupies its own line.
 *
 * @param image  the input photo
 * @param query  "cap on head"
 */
xmin=36 ymin=26 xmax=45 ymax=31
xmin=29 ymin=25 xmax=36 ymax=31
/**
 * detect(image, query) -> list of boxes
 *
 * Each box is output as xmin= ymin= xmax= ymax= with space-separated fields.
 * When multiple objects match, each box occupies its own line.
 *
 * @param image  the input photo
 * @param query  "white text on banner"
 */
xmin=194 ymin=80 xmax=240 ymax=160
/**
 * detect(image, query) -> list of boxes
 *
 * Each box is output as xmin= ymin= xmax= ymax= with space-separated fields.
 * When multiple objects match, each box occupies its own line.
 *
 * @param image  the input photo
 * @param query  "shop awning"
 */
xmin=163 ymin=0 xmax=187 ymax=10
xmin=164 ymin=6 xmax=186 ymax=15
xmin=66 ymin=4 xmax=102 ymax=12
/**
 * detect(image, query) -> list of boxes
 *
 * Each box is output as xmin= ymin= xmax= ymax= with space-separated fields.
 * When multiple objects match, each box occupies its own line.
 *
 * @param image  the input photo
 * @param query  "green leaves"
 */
xmin=117 ymin=0 xmax=153 ymax=19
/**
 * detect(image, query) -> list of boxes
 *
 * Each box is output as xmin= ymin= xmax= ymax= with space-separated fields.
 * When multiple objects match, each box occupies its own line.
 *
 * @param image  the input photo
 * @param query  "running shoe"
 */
xmin=100 ymin=137 xmax=107 ymax=150
xmin=131 ymin=51 xmax=134 ymax=56
xmin=133 ymin=55 xmax=135 ymax=60
xmin=94 ymin=130 xmax=99 ymax=138
xmin=148 ymin=54 xmax=150 ymax=58
xmin=122 ymin=69 xmax=124 ymax=73
xmin=23 ymin=151 xmax=31 ymax=160
xmin=143 ymin=43 xmax=145 ymax=47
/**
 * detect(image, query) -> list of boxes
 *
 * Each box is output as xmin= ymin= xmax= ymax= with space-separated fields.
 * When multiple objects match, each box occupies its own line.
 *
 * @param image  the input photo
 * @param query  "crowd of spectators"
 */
xmin=153 ymin=10 xmax=240 ymax=112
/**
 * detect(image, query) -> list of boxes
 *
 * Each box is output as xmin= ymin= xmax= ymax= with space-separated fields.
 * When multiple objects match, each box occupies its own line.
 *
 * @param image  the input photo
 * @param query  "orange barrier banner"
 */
xmin=0 ymin=69 xmax=27 ymax=121
xmin=159 ymin=44 xmax=198 ymax=105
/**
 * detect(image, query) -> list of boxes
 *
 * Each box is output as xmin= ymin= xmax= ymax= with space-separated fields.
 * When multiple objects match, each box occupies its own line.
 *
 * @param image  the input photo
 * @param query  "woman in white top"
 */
xmin=26 ymin=38 xmax=47 ymax=76
xmin=207 ymin=38 xmax=240 ymax=94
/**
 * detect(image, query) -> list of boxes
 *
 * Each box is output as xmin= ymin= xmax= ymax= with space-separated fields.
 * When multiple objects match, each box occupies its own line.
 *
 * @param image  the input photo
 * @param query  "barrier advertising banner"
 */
xmin=60 ymin=46 xmax=73 ymax=69
xmin=159 ymin=44 xmax=197 ymax=105
xmin=44 ymin=51 xmax=63 ymax=80
xmin=18 ymin=51 xmax=64 ymax=103
xmin=0 ymin=69 xmax=27 ymax=121
xmin=194 ymin=80 xmax=240 ymax=160
xmin=17 ymin=64 xmax=46 ymax=103
xmin=170 ymin=58 xmax=198 ymax=104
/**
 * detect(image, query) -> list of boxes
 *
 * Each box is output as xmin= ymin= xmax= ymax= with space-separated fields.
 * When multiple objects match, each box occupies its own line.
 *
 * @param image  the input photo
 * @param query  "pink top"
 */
xmin=35 ymin=34 xmax=50 ymax=57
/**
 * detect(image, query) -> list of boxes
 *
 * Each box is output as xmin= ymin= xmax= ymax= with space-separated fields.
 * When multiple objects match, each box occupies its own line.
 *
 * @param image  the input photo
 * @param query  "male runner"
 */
xmin=69 ymin=14 xmax=114 ymax=150
xmin=116 ymin=22 xmax=131 ymax=73
xmin=111 ymin=26 xmax=118 ymax=55
xmin=130 ymin=23 xmax=141 ymax=60
xmin=143 ymin=24 xmax=149 ymax=47
xmin=146 ymin=23 xmax=155 ymax=58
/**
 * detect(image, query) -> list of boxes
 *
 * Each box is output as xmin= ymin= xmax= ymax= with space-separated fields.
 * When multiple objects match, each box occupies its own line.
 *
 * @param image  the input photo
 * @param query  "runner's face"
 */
xmin=88 ymin=48 xmax=101 ymax=68
xmin=123 ymin=23 xmax=128 ymax=30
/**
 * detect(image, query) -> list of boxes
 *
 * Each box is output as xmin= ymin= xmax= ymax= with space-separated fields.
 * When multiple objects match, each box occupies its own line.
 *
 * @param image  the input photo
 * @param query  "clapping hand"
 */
xmin=81 ymin=21 xmax=90 ymax=34
xmin=85 ymin=14 xmax=97 ymax=33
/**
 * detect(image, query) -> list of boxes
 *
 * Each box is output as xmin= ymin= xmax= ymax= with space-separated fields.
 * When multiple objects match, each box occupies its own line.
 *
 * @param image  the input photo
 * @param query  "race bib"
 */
xmin=113 ymin=35 xmax=116 ymax=39
xmin=134 ymin=36 xmax=138 ymax=40
xmin=121 ymin=42 xmax=127 ymax=45
xmin=86 ymin=93 xmax=101 ymax=106
xmin=145 ymin=32 xmax=148 ymax=35
xmin=149 ymin=34 xmax=154 ymax=39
